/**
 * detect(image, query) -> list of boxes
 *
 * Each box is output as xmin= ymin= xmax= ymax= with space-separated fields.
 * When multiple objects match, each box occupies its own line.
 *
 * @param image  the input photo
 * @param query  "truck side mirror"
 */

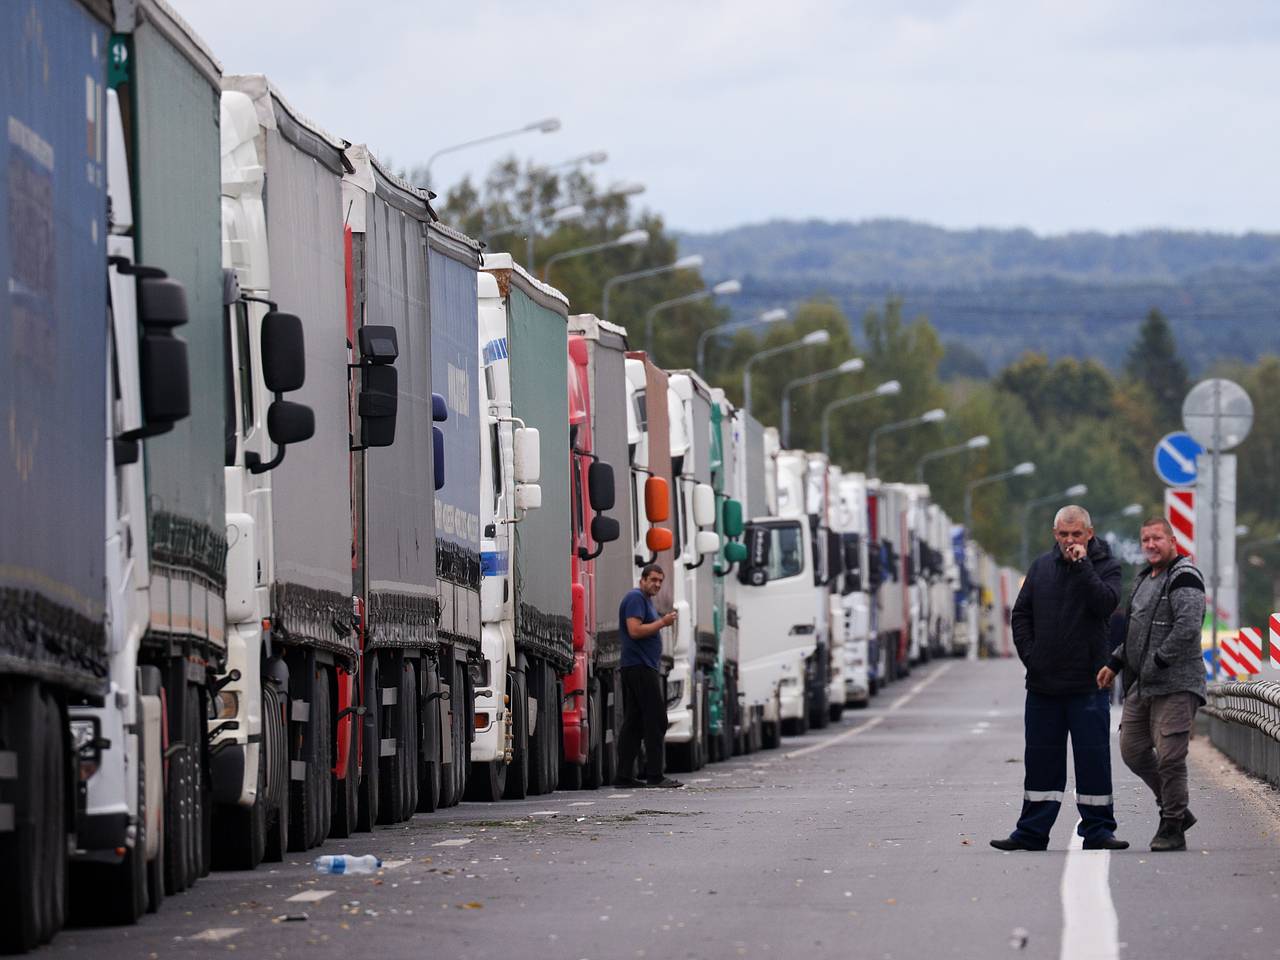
xmin=138 ymin=275 xmax=189 ymax=329
xmin=696 ymin=530 xmax=720 ymax=555
xmin=693 ymin=483 xmax=716 ymax=527
xmin=358 ymin=325 xmax=399 ymax=363
xmin=433 ymin=425 xmax=445 ymax=491
xmin=724 ymin=541 xmax=749 ymax=564
xmin=358 ymin=364 xmax=398 ymax=448
xmin=261 ymin=311 xmax=305 ymax=393
xmin=432 ymin=392 xmax=448 ymax=422
xmin=722 ymin=499 xmax=744 ymax=538
xmin=136 ymin=274 xmax=191 ymax=433
xmin=591 ymin=515 xmax=620 ymax=545
xmin=588 ymin=461 xmax=615 ymax=512
xmin=515 ymin=483 xmax=542 ymax=511
xmin=514 ymin=427 xmax=540 ymax=484
xmin=267 ymin=400 xmax=314 ymax=446
xmin=644 ymin=476 xmax=669 ymax=522
xmin=646 ymin=527 xmax=673 ymax=553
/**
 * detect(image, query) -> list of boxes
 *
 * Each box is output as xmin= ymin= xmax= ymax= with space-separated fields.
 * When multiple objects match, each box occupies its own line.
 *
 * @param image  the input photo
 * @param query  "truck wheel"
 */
xmin=329 ymin=678 xmax=360 ymax=840
xmin=163 ymin=682 xmax=191 ymax=894
xmin=548 ymin=672 xmax=562 ymax=793
xmin=600 ymin=672 xmax=619 ymax=786
xmin=438 ymin=662 xmax=460 ymax=809
xmin=357 ymin=657 xmax=380 ymax=832
xmin=40 ymin=688 xmax=68 ymax=943
xmin=211 ymin=720 xmax=266 ymax=871
xmin=0 ymin=684 xmax=41 ymax=953
xmin=502 ymin=671 xmax=530 ymax=800
xmin=581 ymin=685 xmax=604 ymax=790
xmin=378 ymin=658 xmax=410 ymax=824
xmin=762 ymin=720 xmax=780 ymax=750
xmin=288 ymin=666 xmax=320 ymax=850
xmin=187 ymin=683 xmax=210 ymax=882
xmin=401 ymin=663 xmax=420 ymax=815
xmin=262 ymin=682 xmax=290 ymax=859
xmin=527 ymin=664 xmax=551 ymax=795
xmin=454 ymin=662 xmax=471 ymax=804
xmin=311 ymin=670 xmax=332 ymax=843
xmin=417 ymin=660 xmax=443 ymax=813
xmin=829 ymin=701 xmax=845 ymax=724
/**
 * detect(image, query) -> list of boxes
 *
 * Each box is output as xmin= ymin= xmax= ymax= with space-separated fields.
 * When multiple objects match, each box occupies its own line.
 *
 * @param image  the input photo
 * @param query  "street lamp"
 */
xmin=483 ymin=203 xmax=585 ymax=270
xmin=644 ymin=279 xmax=742 ymax=361
xmin=424 ymin=116 xmax=561 ymax=189
xmin=741 ymin=330 xmax=831 ymax=418
xmin=601 ymin=254 xmax=704 ymax=327
xmin=867 ymin=408 xmax=946 ymax=478
xmin=548 ymin=150 xmax=608 ymax=171
xmin=1019 ymin=483 xmax=1088 ymax=569
xmin=694 ymin=308 xmax=787 ymax=374
xmin=540 ymin=229 xmax=649 ymax=283
xmin=780 ymin=358 xmax=864 ymax=447
xmin=821 ymin=380 xmax=900 ymax=457
xmin=964 ymin=461 xmax=1036 ymax=536
xmin=1094 ymin=502 xmax=1143 ymax=536
xmin=914 ymin=434 xmax=990 ymax=483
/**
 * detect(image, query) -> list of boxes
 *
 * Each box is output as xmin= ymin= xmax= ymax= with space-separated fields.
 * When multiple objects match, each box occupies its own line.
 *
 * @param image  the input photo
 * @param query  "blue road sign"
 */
xmin=1153 ymin=431 xmax=1203 ymax=486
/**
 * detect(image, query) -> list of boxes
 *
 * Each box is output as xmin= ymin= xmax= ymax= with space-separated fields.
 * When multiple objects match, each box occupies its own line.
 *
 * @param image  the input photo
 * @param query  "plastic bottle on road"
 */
xmin=314 ymin=854 xmax=382 ymax=875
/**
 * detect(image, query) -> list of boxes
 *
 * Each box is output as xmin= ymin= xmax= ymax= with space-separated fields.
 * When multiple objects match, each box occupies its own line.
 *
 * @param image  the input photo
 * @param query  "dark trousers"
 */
xmin=1119 ymin=688 xmax=1197 ymax=819
xmin=616 ymin=665 xmax=666 ymax=782
xmin=1012 ymin=690 xmax=1117 ymax=847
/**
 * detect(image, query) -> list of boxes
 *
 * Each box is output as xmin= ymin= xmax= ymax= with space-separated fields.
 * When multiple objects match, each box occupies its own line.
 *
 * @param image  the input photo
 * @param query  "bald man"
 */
xmin=991 ymin=505 xmax=1125 ymax=852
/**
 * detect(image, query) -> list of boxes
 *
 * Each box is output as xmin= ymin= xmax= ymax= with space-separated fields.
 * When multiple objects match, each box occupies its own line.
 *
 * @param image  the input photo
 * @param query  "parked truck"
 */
xmin=473 ymin=254 xmax=572 ymax=798
xmin=563 ymin=315 xmax=628 ymax=788
xmin=834 ymin=473 xmax=873 ymax=707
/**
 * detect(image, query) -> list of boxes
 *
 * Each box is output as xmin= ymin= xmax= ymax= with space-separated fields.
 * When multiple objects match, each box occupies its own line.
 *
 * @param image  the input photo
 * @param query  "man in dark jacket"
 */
xmin=1097 ymin=517 xmax=1205 ymax=852
xmin=991 ymin=505 xmax=1126 ymax=851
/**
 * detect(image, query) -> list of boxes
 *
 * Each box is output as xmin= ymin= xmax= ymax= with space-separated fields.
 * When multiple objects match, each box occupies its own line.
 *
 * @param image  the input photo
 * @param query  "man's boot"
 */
xmin=1150 ymin=817 xmax=1186 ymax=852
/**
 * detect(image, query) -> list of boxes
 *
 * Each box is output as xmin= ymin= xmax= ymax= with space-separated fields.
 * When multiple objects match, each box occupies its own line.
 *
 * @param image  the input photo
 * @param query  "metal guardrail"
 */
xmin=1201 ymin=679 xmax=1280 ymax=787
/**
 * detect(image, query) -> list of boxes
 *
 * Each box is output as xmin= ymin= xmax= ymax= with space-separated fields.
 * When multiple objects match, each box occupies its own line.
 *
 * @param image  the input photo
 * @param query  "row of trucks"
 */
xmin=0 ymin=1 xmax=1017 ymax=951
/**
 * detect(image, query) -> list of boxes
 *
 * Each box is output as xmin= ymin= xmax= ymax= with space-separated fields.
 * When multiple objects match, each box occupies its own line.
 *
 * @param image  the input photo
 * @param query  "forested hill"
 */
xmin=678 ymin=219 xmax=1280 ymax=374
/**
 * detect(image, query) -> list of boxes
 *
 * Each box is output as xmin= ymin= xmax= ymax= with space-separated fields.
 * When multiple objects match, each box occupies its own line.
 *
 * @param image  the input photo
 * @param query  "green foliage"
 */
xmin=1124 ymin=309 xmax=1190 ymax=425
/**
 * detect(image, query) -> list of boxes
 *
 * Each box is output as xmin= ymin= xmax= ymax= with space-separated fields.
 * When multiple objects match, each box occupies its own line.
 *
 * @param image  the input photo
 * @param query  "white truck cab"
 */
xmin=835 ymin=473 xmax=873 ymax=707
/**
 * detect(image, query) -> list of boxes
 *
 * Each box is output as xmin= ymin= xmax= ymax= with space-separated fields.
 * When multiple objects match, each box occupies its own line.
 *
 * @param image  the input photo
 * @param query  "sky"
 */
xmin=168 ymin=0 xmax=1280 ymax=236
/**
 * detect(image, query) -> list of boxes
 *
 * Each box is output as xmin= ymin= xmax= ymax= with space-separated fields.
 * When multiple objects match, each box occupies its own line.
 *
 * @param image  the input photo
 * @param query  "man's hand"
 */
xmin=1065 ymin=543 xmax=1088 ymax=563
xmin=660 ymin=611 xmax=677 ymax=628
xmin=1096 ymin=665 xmax=1116 ymax=689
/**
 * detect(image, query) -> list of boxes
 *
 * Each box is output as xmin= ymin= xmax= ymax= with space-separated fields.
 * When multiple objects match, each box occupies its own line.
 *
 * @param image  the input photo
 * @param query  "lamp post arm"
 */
xmin=602 ymin=262 xmax=678 ymax=327
xmin=425 ymin=123 xmax=550 ymax=187
xmin=820 ymin=387 xmax=881 ymax=458
xmin=645 ymin=289 xmax=711 ymax=359
xmin=915 ymin=440 xmax=979 ymax=483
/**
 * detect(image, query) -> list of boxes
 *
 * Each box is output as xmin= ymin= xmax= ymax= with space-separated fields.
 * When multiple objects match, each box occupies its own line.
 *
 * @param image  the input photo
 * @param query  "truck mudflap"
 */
xmin=364 ymin=592 xmax=442 ymax=653
xmin=0 ymin=589 xmax=107 ymax=694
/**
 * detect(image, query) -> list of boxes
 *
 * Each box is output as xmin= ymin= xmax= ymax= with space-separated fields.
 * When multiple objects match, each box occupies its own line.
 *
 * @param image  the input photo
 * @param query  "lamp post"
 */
xmin=780 ymin=358 xmax=864 ymax=448
xmin=547 ymin=150 xmax=608 ymax=171
xmin=820 ymin=380 xmax=900 ymax=457
xmin=964 ymin=461 xmax=1036 ymax=536
xmin=694 ymin=308 xmax=787 ymax=374
xmin=540 ymin=228 xmax=649 ymax=283
xmin=1095 ymin=502 xmax=1143 ymax=537
xmin=601 ymin=254 xmax=703 ymax=327
xmin=423 ymin=116 xmax=560 ymax=189
xmin=741 ymin=330 xmax=830 ymax=419
xmin=482 ymin=203 xmax=585 ymax=270
xmin=1019 ymin=483 xmax=1088 ymax=569
xmin=644 ymin=279 xmax=741 ymax=361
xmin=867 ymin=408 xmax=946 ymax=479
xmin=914 ymin=434 xmax=990 ymax=484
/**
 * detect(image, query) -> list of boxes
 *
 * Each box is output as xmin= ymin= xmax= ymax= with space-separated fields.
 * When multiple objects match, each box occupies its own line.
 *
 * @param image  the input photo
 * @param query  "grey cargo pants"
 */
xmin=1119 ymin=688 xmax=1198 ymax=819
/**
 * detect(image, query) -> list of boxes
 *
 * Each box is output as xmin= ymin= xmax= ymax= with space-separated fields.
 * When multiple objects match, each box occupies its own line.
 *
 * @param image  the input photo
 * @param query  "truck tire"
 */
xmin=455 ymin=662 xmax=471 ymax=803
xmin=416 ymin=660 xmax=443 ymax=814
xmin=378 ymin=658 xmax=410 ymax=824
xmin=289 ymin=665 xmax=321 ymax=850
xmin=41 ymin=688 xmax=68 ymax=943
xmin=310 ymin=670 xmax=332 ymax=844
xmin=402 ymin=663 xmax=420 ymax=816
xmin=357 ymin=656 xmax=380 ymax=832
xmin=601 ymin=672 xmax=619 ymax=787
xmin=262 ymin=682 xmax=290 ymax=860
xmin=527 ymin=664 xmax=552 ymax=795
xmin=329 ymin=681 xmax=359 ymax=839
xmin=582 ymin=685 xmax=604 ymax=790
xmin=438 ymin=663 xmax=460 ymax=809
xmin=163 ymin=681 xmax=191 ymax=894
xmin=211 ymin=719 xmax=266 ymax=871
xmin=761 ymin=719 xmax=780 ymax=750
xmin=188 ymin=683 xmax=211 ymax=882
xmin=502 ymin=670 xmax=530 ymax=800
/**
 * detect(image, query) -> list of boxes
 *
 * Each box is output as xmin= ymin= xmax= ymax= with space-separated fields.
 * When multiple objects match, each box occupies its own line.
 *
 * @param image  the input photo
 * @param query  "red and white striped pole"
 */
xmin=1236 ymin=627 xmax=1263 ymax=676
xmin=1164 ymin=489 xmax=1195 ymax=559
xmin=1269 ymin=613 xmax=1279 ymax=671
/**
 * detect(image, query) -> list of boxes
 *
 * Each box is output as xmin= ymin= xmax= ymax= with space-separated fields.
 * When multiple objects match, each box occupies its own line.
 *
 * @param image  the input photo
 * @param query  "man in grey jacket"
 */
xmin=1097 ymin=517 xmax=1206 ymax=852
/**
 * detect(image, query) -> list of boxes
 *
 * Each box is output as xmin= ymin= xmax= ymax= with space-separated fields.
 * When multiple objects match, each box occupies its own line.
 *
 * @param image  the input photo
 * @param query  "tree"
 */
xmin=1124 ymin=308 xmax=1190 ymax=428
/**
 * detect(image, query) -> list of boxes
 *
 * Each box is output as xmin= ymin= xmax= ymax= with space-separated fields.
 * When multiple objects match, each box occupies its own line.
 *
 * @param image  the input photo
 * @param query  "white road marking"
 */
xmin=432 ymin=838 xmax=473 ymax=847
xmin=606 ymin=793 xmax=633 ymax=799
xmin=189 ymin=928 xmax=243 ymax=942
xmin=285 ymin=889 xmax=334 ymax=903
xmin=529 ymin=810 xmax=559 ymax=816
xmin=1059 ymin=821 xmax=1118 ymax=960
xmin=567 ymin=801 xmax=596 ymax=806
xmin=782 ymin=663 xmax=954 ymax=759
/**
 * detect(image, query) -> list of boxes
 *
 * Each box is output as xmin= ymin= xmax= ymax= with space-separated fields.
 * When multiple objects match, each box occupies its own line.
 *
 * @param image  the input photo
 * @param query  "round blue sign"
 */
xmin=1153 ymin=431 xmax=1202 ymax=487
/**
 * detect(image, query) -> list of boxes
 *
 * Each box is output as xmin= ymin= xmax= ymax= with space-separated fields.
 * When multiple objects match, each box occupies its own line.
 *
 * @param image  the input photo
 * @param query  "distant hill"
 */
xmin=677 ymin=219 xmax=1280 ymax=372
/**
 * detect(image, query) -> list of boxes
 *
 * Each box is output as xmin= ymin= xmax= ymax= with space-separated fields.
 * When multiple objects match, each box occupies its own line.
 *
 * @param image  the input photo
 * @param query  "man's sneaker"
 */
xmin=989 ymin=836 xmax=1047 ymax=852
xmin=644 ymin=777 xmax=685 ymax=789
xmin=1150 ymin=817 xmax=1186 ymax=852
xmin=1083 ymin=836 xmax=1129 ymax=850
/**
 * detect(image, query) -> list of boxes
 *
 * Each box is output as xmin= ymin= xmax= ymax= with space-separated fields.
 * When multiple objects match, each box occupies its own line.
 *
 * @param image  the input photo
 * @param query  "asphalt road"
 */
xmin=43 ymin=658 xmax=1280 ymax=960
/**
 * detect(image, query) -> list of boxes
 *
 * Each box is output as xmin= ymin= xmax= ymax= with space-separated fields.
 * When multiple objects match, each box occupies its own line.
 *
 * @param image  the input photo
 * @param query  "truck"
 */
xmin=473 ymin=254 xmax=572 ymax=798
xmin=215 ymin=76 xmax=355 ymax=864
xmin=664 ymin=371 xmax=722 ymax=771
xmin=804 ymin=452 xmax=836 ymax=729
xmin=834 ymin=472 xmax=873 ymax=708
xmin=562 ymin=314 xmax=629 ymax=789
xmin=738 ymin=439 xmax=820 ymax=740
xmin=820 ymin=462 xmax=847 ymax=724
xmin=3 ymin=0 xmax=113 ymax=946
xmin=871 ymin=481 xmax=910 ymax=683
xmin=67 ymin=0 xmax=229 ymax=929
xmin=341 ymin=144 xmax=469 ymax=821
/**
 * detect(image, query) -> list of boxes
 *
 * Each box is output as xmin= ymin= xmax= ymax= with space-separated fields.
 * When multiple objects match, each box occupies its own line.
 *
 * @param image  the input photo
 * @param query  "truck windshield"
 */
xmin=765 ymin=521 xmax=804 ymax=581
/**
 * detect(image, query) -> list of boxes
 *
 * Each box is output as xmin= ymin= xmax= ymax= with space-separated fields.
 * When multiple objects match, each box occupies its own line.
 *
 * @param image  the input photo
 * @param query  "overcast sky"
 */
xmin=169 ymin=0 xmax=1279 ymax=236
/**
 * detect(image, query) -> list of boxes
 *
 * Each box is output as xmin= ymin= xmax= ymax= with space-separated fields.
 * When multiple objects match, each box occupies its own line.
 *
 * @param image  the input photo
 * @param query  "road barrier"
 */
xmin=1201 ymin=679 xmax=1280 ymax=787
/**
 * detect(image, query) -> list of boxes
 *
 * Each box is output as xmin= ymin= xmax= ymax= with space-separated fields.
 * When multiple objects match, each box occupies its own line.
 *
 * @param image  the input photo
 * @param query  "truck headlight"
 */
xmin=70 ymin=718 xmax=102 ymax=781
xmin=213 ymin=690 xmax=240 ymax=720
xmin=665 ymin=678 xmax=684 ymax=708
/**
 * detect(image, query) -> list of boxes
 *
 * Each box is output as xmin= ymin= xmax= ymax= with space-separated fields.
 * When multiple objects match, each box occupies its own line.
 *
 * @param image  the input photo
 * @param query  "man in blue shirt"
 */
xmin=615 ymin=564 xmax=683 ymax=788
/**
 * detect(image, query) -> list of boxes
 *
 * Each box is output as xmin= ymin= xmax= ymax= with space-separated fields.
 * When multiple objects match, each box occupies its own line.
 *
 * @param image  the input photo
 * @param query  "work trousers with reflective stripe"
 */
xmin=1012 ymin=689 xmax=1117 ymax=847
